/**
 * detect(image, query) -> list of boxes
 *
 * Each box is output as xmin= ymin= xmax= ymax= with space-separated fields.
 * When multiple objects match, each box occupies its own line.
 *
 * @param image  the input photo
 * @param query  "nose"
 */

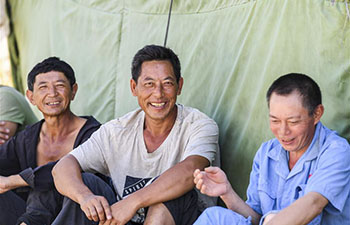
xmin=279 ymin=122 xmax=291 ymax=136
xmin=47 ymin=85 xmax=58 ymax=97
xmin=153 ymin=83 xmax=164 ymax=98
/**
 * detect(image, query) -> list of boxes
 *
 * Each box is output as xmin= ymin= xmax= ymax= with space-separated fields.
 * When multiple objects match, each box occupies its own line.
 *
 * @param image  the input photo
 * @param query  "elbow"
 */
xmin=310 ymin=192 xmax=328 ymax=216
xmin=51 ymin=155 xmax=70 ymax=183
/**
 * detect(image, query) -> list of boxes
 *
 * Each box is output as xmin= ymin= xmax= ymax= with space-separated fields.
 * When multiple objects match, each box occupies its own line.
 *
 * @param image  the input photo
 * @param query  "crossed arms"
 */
xmin=52 ymin=154 xmax=209 ymax=224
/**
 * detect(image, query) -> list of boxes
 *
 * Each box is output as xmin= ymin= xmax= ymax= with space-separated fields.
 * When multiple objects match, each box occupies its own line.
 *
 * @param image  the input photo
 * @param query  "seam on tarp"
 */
xmin=129 ymin=1 xmax=257 ymax=15
xmin=64 ymin=0 xmax=257 ymax=16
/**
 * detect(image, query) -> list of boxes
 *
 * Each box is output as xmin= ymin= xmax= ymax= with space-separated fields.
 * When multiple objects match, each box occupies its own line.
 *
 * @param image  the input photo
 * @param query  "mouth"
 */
xmin=46 ymin=101 xmax=60 ymax=106
xmin=149 ymin=102 xmax=166 ymax=108
xmin=281 ymin=138 xmax=295 ymax=145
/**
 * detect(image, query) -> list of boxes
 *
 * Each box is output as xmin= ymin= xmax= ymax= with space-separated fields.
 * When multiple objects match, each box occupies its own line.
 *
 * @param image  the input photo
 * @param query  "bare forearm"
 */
xmin=265 ymin=192 xmax=328 ymax=225
xmin=52 ymin=154 xmax=93 ymax=204
xmin=0 ymin=174 xmax=28 ymax=193
xmin=221 ymin=187 xmax=261 ymax=225
xmin=131 ymin=156 xmax=209 ymax=209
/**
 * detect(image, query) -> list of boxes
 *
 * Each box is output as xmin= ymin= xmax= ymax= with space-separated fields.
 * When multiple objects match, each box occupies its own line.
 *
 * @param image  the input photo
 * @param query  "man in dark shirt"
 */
xmin=0 ymin=57 xmax=100 ymax=225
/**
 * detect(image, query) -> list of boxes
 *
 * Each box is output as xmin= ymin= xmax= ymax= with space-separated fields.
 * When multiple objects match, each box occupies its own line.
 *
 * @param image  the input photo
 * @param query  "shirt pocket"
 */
xmin=258 ymin=179 xmax=277 ymax=213
xmin=294 ymin=184 xmax=307 ymax=200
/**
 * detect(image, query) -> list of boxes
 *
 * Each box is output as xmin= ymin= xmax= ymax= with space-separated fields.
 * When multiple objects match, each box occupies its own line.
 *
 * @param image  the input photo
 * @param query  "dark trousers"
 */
xmin=52 ymin=173 xmax=199 ymax=225
xmin=52 ymin=173 xmax=116 ymax=225
xmin=0 ymin=191 xmax=26 ymax=225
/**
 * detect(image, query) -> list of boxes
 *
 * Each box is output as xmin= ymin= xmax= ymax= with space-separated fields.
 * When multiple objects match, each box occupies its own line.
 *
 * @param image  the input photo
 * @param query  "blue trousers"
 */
xmin=194 ymin=206 xmax=252 ymax=225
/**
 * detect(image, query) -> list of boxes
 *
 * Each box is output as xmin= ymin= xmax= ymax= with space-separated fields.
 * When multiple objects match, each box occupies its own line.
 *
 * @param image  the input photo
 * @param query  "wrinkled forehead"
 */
xmin=269 ymin=91 xmax=308 ymax=114
xmin=139 ymin=60 xmax=176 ymax=80
xmin=33 ymin=71 xmax=70 ymax=85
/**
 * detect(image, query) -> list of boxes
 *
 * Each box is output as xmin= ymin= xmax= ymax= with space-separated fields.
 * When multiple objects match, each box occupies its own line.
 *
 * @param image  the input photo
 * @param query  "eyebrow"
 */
xmin=142 ymin=76 xmax=175 ymax=81
xmin=269 ymin=115 xmax=301 ymax=120
xmin=36 ymin=79 xmax=68 ymax=86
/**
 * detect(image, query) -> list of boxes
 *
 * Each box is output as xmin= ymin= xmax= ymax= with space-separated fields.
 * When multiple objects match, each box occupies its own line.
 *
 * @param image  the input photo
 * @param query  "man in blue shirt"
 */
xmin=193 ymin=73 xmax=350 ymax=225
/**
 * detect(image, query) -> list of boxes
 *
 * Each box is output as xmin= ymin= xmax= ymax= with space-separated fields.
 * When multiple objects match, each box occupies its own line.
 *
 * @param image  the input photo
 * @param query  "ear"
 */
xmin=177 ymin=77 xmax=184 ymax=95
xmin=26 ymin=89 xmax=36 ymax=106
xmin=71 ymin=83 xmax=78 ymax=100
xmin=130 ymin=79 xmax=137 ymax=96
xmin=313 ymin=104 xmax=324 ymax=125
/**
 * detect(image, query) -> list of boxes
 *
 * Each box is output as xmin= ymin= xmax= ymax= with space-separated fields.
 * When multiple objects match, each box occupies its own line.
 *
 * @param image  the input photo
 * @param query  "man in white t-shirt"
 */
xmin=52 ymin=45 xmax=219 ymax=225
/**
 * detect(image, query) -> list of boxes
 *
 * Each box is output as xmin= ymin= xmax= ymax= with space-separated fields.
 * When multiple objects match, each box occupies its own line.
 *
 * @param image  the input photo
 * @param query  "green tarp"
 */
xmin=7 ymin=0 xmax=350 ymax=198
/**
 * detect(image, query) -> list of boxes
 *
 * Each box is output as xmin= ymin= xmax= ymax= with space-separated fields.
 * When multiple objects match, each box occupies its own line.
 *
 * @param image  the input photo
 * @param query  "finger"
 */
xmin=99 ymin=219 xmax=111 ymax=225
xmin=193 ymin=169 xmax=200 ymax=177
xmin=195 ymin=178 xmax=203 ymax=191
xmin=201 ymin=184 xmax=207 ymax=194
xmin=98 ymin=198 xmax=112 ymax=221
xmin=89 ymin=205 xmax=99 ymax=222
xmin=0 ymin=133 xmax=9 ymax=143
xmin=110 ymin=220 xmax=118 ymax=225
xmin=81 ymin=206 xmax=92 ymax=221
xmin=204 ymin=166 xmax=216 ymax=173
xmin=0 ymin=127 xmax=10 ymax=134
xmin=193 ymin=172 xmax=201 ymax=184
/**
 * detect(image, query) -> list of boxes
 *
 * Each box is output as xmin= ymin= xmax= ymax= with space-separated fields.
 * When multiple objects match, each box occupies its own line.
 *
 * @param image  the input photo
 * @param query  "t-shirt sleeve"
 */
xmin=70 ymin=124 xmax=110 ymax=175
xmin=0 ymin=89 xmax=25 ymax=125
xmin=305 ymin=139 xmax=350 ymax=213
xmin=182 ymin=118 xmax=219 ymax=165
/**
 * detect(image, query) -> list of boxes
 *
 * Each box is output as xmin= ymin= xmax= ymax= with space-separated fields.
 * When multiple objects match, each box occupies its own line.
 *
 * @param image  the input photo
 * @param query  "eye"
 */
xmin=270 ymin=119 xmax=280 ymax=124
xmin=289 ymin=121 xmax=300 ymax=125
xmin=164 ymin=81 xmax=174 ymax=86
xmin=144 ymin=82 xmax=153 ymax=87
xmin=38 ymin=85 xmax=47 ymax=90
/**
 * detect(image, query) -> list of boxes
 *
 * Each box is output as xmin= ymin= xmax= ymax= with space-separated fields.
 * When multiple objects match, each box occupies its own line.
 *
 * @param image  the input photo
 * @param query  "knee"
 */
xmin=201 ymin=206 xmax=225 ymax=217
xmin=81 ymin=173 xmax=116 ymax=204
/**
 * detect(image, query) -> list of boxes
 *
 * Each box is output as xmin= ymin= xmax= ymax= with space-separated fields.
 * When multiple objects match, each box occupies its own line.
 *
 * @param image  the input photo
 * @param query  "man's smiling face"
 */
xmin=269 ymin=91 xmax=319 ymax=154
xmin=130 ymin=60 xmax=183 ymax=123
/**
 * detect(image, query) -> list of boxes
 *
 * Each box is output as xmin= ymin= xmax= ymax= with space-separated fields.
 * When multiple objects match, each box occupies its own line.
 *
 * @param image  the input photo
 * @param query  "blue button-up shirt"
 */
xmin=246 ymin=122 xmax=350 ymax=224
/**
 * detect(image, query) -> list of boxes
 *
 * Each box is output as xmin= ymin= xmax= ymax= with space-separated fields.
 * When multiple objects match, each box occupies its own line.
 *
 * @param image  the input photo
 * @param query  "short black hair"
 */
xmin=27 ymin=57 xmax=76 ymax=91
xmin=266 ymin=73 xmax=322 ymax=115
xmin=131 ymin=45 xmax=181 ymax=83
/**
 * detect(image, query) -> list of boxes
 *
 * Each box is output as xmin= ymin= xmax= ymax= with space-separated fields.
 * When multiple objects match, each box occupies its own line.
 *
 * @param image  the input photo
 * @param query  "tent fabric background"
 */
xmin=6 ymin=0 xmax=350 ymax=198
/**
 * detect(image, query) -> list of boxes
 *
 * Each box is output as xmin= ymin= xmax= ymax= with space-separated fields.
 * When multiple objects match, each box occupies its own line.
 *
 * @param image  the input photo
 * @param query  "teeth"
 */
xmin=47 ymin=102 xmax=60 ymax=106
xmin=151 ymin=102 xmax=165 ymax=107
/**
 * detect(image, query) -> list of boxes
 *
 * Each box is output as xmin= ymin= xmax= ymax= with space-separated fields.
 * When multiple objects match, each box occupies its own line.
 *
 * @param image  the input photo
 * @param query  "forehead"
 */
xmin=34 ymin=71 xmax=69 ymax=84
xmin=269 ymin=91 xmax=309 ymax=117
xmin=139 ymin=60 xmax=175 ymax=80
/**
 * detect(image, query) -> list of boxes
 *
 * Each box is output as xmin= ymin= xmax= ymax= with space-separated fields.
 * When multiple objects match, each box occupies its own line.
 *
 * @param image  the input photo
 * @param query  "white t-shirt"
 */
xmin=71 ymin=104 xmax=219 ymax=212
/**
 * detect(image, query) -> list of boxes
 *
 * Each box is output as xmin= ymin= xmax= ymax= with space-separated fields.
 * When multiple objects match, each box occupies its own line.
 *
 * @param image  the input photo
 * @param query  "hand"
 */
xmin=0 ymin=175 xmax=11 ymax=194
xmin=79 ymin=194 xmax=112 ymax=222
xmin=0 ymin=121 xmax=11 ymax=145
xmin=0 ymin=174 xmax=28 ymax=193
xmin=262 ymin=213 xmax=276 ymax=225
xmin=98 ymin=197 xmax=139 ymax=225
xmin=193 ymin=166 xmax=230 ymax=197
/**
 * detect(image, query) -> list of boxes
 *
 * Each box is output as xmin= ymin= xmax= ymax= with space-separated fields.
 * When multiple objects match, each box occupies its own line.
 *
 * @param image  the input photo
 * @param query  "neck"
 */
xmin=144 ymin=106 xmax=177 ymax=137
xmin=288 ymin=149 xmax=306 ymax=170
xmin=42 ymin=111 xmax=82 ymax=139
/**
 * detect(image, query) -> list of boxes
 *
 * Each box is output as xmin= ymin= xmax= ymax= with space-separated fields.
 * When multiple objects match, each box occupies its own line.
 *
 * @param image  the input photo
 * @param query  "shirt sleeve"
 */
xmin=182 ymin=117 xmax=219 ymax=165
xmin=246 ymin=143 xmax=264 ymax=216
xmin=0 ymin=88 xmax=25 ymax=125
xmin=305 ymin=138 xmax=350 ymax=213
xmin=70 ymin=123 xmax=110 ymax=175
xmin=0 ymin=136 xmax=21 ymax=176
